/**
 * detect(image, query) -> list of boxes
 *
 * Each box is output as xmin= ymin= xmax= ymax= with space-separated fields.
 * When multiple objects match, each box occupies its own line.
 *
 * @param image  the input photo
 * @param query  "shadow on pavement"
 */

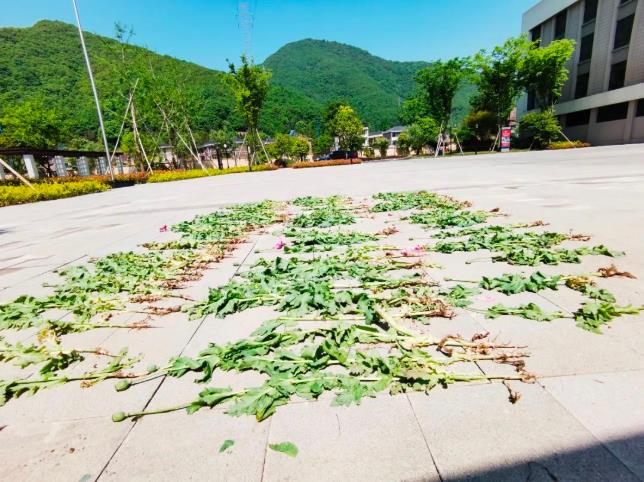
xmin=436 ymin=433 xmax=643 ymax=481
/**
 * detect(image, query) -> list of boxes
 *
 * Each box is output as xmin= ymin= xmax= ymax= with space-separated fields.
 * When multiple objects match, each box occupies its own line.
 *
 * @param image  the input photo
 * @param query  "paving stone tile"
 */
xmin=408 ymin=382 xmax=640 ymax=481
xmin=0 ymin=417 xmax=131 ymax=482
xmin=100 ymin=410 xmax=270 ymax=482
xmin=542 ymin=370 xmax=644 ymax=480
xmin=263 ymin=394 xmax=440 ymax=482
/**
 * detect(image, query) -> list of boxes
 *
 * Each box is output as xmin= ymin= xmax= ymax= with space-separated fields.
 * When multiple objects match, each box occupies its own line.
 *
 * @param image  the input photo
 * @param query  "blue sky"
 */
xmin=2 ymin=0 xmax=537 ymax=70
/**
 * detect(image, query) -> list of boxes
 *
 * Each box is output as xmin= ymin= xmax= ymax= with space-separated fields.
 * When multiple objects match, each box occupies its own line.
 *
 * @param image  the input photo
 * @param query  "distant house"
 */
xmin=382 ymin=126 xmax=407 ymax=146
xmin=362 ymin=127 xmax=384 ymax=147
xmin=360 ymin=125 xmax=409 ymax=157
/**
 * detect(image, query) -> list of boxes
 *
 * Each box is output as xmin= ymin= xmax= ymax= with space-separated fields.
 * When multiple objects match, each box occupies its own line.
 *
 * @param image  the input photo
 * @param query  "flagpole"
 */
xmin=71 ymin=0 xmax=114 ymax=180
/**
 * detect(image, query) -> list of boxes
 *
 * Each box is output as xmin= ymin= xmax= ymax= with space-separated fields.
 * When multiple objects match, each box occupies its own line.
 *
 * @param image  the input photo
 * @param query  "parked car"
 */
xmin=315 ymin=150 xmax=358 ymax=161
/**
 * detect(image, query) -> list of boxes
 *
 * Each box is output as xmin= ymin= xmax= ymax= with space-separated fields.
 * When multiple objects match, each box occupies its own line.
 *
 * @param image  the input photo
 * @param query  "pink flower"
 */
xmin=413 ymin=245 xmax=425 ymax=252
xmin=274 ymin=239 xmax=286 ymax=250
xmin=401 ymin=250 xmax=412 ymax=257
xmin=159 ymin=225 xmax=168 ymax=233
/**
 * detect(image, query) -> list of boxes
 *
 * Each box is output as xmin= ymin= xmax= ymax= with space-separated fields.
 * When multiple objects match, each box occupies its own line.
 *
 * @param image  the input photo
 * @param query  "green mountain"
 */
xmin=0 ymin=20 xmax=321 ymax=142
xmin=264 ymin=39 xmax=428 ymax=131
xmin=0 ymin=21 xmax=474 ymax=145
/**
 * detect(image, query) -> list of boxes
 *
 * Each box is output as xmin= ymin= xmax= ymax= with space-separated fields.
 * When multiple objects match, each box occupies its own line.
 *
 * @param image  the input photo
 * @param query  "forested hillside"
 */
xmin=264 ymin=39 xmax=427 ymax=130
xmin=0 ymin=21 xmax=474 ymax=146
xmin=0 ymin=20 xmax=321 ymax=144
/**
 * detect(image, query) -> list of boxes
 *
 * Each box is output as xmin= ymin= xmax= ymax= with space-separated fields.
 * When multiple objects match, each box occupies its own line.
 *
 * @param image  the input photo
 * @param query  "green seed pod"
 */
xmin=147 ymin=364 xmax=159 ymax=373
xmin=112 ymin=411 xmax=127 ymax=423
xmin=115 ymin=380 xmax=131 ymax=392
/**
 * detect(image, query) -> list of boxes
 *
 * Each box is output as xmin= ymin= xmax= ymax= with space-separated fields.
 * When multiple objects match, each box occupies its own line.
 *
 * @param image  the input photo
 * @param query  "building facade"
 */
xmin=519 ymin=0 xmax=644 ymax=145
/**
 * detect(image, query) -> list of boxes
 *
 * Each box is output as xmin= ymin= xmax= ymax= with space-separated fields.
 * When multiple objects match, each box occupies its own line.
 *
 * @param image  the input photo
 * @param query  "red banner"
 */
xmin=501 ymin=127 xmax=511 ymax=152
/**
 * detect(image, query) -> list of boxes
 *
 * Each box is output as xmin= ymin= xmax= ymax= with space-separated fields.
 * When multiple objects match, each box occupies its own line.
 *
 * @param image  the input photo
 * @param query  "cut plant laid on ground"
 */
xmin=0 ymin=189 xmax=640 ymax=427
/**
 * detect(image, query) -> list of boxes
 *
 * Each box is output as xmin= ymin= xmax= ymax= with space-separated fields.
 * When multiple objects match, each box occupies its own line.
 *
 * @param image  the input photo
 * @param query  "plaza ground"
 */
xmin=1 ymin=144 xmax=643 ymax=481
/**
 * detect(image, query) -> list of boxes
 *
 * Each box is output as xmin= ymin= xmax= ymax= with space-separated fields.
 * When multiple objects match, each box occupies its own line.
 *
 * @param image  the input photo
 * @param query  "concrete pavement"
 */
xmin=1 ymin=145 xmax=644 ymax=481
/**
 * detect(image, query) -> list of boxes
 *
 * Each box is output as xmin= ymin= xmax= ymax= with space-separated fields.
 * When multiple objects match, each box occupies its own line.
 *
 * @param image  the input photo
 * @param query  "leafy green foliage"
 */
xmin=430 ymin=225 xmax=622 ymax=266
xmin=371 ymin=191 xmax=467 ymax=212
xmin=409 ymin=210 xmax=491 ymax=229
xmin=329 ymin=105 xmax=364 ymax=152
xmin=486 ymin=303 xmax=565 ymax=322
xmin=291 ymin=208 xmax=355 ymax=228
xmin=0 ymin=97 xmax=68 ymax=148
xmin=573 ymin=303 xmax=643 ymax=334
xmin=293 ymin=195 xmax=344 ymax=208
xmin=405 ymin=58 xmax=469 ymax=126
xmin=519 ymin=38 xmax=576 ymax=110
xmin=283 ymin=229 xmax=377 ymax=253
xmin=264 ymin=39 xmax=430 ymax=130
xmin=269 ymin=442 xmax=299 ymax=458
xmin=471 ymin=36 xmax=532 ymax=128
xmin=147 ymin=165 xmax=276 ymax=183
xmin=0 ymin=349 xmax=137 ymax=406
xmin=480 ymin=272 xmax=562 ymax=295
xmin=219 ymin=439 xmax=235 ymax=453
xmin=518 ymin=108 xmax=562 ymax=149
xmin=0 ymin=181 xmax=110 ymax=207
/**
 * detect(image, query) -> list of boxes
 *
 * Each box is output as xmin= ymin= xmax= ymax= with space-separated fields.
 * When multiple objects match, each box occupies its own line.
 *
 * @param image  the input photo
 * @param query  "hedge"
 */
xmin=0 ymin=181 xmax=110 ymax=207
xmin=546 ymin=140 xmax=591 ymax=150
xmin=0 ymin=164 xmax=281 ymax=206
xmin=291 ymin=159 xmax=362 ymax=169
xmin=147 ymin=165 xmax=277 ymax=183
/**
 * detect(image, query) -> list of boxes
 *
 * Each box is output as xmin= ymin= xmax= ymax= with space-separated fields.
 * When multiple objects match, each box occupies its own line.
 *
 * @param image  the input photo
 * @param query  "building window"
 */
xmin=530 ymin=25 xmax=542 ymax=43
xmin=608 ymin=61 xmax=627 ymax=90
xmin=554 ymin=11 xmax=567 ymax=39
xmin=566 ymin=110 xmax=591 ymax=127
xmin=579 ymin=34 xmax=594 ymax=62
xmin=583 ymin=0 xmax=599 ymax=23
xmin=597 ymin=102 xmax=629 ymax=122
xmin=637 ymin=99 xmax=644 ymax=117
xmin=614 ymin=14 xmax=635 ymax=49
xmin=527 ymin=90 xmax=536 ymax=111
xmin=575 ymin=73 xmax=590 ymax=99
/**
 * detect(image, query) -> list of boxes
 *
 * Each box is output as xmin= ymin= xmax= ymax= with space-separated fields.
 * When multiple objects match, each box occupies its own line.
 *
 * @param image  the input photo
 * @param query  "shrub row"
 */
xmin=291 ymin=159 xmax=362 ymax=169
xmin=546 ymin=141 xmax=591 ymax=150
xmin=0 ymin=160 xmax=362 ymax=207
xmin=147 ymin=164 xmax=277 ymax=183
xmin=0 ymin=181 xmax=110 ymax=207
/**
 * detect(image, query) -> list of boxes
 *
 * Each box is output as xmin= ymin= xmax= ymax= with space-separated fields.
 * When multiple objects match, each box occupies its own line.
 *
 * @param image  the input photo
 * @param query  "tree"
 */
xmin=459 ymin=110 xmax=498 ymax=146
xmin=290 ymin=135 xmax=310 ymax=162
xmin=267 ymin=133 xmax=293 ymax=162
xmin=406 ymin=58 xmax=468 ymax=127
xmin=396 ymin=132 xmax=411 ymax=156
xmin=0 ymin=99 xmax=67 ymax=148
xmin=121 ymin=130 xmax=156 ymax=170
xmin=313 ymin=133 xmax=334 ymax=155
xmin=519 ymin=39 xmax=576 ymax=110
xmin=374 ymin=137 xmax=390 ymax=158
xmin=210 ymin=128 xmax=236 ymax=169
xmin=519 ymin=108 xmax=561 ymax=149
xmin=331 ymin=105 xmax=363 ymax=152
xmin=322 ymin=100 xmax=349 ymax=135
xmin=471 ymin=36 xmax=532 ymax=130
xmin=227 ymin=55 xmax=272 ymax=171
xmin=406 ymin=117 xmax=439 ymax=155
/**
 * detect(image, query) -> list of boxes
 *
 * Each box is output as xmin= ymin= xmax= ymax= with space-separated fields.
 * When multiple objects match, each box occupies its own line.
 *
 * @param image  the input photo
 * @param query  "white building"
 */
xmin=519 ymin=0 xmax=644 ymax=145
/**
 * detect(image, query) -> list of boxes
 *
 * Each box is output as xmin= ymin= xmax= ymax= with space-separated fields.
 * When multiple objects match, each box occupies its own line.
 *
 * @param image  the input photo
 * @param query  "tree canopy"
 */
xmin=519 ymin=39 xmax=576 ymax=110
xmin=0 ymin=99 xmax=67 ymax=149
xmin=330 ymin=106 xmax=364 ymax=152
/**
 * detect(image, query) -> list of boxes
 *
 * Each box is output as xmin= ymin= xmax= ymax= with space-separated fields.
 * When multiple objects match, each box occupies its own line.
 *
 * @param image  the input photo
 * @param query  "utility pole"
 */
xmin=72 ymin=0 xmax=114 ymax=180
